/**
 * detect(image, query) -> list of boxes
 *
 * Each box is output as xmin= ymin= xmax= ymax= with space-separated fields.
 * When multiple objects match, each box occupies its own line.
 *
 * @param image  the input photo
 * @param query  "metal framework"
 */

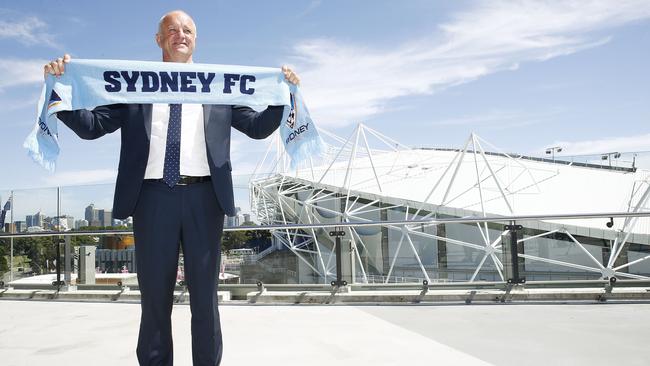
xmin=250 ymin=125 xmax=650 ymax=284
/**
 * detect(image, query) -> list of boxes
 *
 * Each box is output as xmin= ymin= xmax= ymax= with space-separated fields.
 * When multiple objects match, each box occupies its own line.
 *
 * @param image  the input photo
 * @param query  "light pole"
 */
xmin=545 ymin=146 xmax=562 ymax=163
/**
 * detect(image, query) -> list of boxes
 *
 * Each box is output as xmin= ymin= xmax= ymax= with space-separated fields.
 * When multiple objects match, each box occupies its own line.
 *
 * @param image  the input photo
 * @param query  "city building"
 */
xmin=14 ymin=221 xmax=26 ymax=233
xmin=84 ymin=204 xmax=113 ymax=227
xmin=98 ymin=209 xmax=112 ymax=227
xmin=75 ymin=219 xmax=89 ymax=229
xmin=4 ymin=223 xmax=15 ymax=233
xmin=95 ymin=247 xmax=137 ymax=273
xmin=85 ymin=204 xmax=100 ymax=227
xmin=26 ymin=211 xmax=44 ymax=229
xmin=225 ymin=207 xmax=242 ymax=227
xmin=66 ymin=216 xmax=75 ymax=230
xmin=52 ymin=215 xmax=75 ymax=231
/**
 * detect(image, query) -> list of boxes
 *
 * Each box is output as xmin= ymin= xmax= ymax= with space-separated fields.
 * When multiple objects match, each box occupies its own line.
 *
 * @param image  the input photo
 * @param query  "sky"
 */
xmin=1 ymin=0 xmax=650 ymax=221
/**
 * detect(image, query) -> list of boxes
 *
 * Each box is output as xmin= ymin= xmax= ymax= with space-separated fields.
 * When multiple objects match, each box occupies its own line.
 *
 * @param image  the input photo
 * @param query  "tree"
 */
xmin=244 ymin=222 xmax=272 ymax=251
xmin=12 ymin=236 xmax=58 ymax=274
xmin=0 ymin=239 xmax=9 ymax=275
xmin=221 ymin=230 xmax=249 ymax=252
xmin=0 ymin=225 xmax=131 ymax=277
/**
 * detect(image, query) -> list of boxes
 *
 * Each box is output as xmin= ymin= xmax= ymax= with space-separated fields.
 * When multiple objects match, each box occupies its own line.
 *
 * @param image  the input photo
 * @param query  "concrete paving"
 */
xmin=0 ymin=300 xmax=648 ymax=365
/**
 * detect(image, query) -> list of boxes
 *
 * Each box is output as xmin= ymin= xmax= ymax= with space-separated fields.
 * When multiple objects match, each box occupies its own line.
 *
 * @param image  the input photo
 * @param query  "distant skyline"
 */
xmin=1 ymin=1 xmax=650 ymax=217
xmin=1 ymin=184 xmax=114 ymax=225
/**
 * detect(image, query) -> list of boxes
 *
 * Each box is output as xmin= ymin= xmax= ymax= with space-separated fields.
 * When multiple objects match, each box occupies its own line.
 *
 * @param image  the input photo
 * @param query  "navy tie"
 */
xmin=163 ymin=104 xmax=182 ymax=187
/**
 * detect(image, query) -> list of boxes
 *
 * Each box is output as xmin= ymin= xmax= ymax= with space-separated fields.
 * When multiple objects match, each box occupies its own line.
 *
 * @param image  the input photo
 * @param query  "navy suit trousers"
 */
xmin=133 ymin=180 xmax=224 ymax=366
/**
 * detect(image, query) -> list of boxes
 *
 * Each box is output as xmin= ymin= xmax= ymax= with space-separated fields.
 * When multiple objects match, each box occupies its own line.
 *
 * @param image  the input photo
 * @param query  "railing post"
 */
xmin=78 ymin=245 xmax=96 ymax=285
xmin=9 ymin=236 xmax=13 ymax=283
xmin=54 ymin=237 xmax=63 ymax=289
xmin=9 ymin=190 xmax=14 ymax=283
xmin=52 ymin=237 xmax=67 ymax=289
xmin=64 ymin=235 xmax=73 ymax=289
xmin=329 ymin=228 xmax=347 ymax=287
xmin=503 ymin=221 xmax=525 ymax=284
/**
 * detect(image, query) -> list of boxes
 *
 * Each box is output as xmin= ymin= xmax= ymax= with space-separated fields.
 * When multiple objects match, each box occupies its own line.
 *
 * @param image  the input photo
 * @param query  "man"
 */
xmin=44 ymin=10 xmax=300 ymax=366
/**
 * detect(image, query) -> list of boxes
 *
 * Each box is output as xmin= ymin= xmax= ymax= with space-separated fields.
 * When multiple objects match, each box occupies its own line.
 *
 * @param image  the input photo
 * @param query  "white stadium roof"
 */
xmin=253 ymin=125 xmax=650 ymax=237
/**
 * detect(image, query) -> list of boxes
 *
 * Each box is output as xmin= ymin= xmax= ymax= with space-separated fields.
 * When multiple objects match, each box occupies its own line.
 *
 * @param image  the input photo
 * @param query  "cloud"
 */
xmin=0 ymin=58 xmax=46 ymax=90
xmin=42 ymin=169 xmax=118 ymax=187
xmin=431 ymin=108 xmax=565 ymax=131
xmin=0 ymin=14 xmax=57 ymax=91
xmin=297 ymin=0 xmax=322 ymax=18
xmin=291 ymin=0 xmax=650 ymax=127
xmin=0 ymin=93 xmax=41 ymax=114
xmin=0 ymin=16 xmax=57 ymax=47
xmin=433 ymin=110 xmax=521 ymax=126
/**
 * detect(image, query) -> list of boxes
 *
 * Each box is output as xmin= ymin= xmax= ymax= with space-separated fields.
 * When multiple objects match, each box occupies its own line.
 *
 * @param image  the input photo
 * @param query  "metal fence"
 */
xmin=2 ymin=211 xmax=650 ymax=293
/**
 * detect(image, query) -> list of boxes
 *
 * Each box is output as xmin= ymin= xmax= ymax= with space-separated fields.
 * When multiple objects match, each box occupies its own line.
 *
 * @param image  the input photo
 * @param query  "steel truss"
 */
xmin=249 ymin=125 xmax=650 ymax=283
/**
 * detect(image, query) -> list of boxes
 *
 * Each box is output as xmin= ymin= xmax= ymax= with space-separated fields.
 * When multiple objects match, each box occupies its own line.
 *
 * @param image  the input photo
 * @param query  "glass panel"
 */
xmin=516 ymin=217 xmax=650 ymax=281
xmin=3 ymin=187 xmax=58 ymax=285
xmin=628 ymin=247 xmax=650 ymax=276
xmin=59 ymin=183 xmax=119 ymax=229
xmin=0 ymin=189 xmax=10 ymax=282
xmin=4 ymin=180 xmax=650 ymax=289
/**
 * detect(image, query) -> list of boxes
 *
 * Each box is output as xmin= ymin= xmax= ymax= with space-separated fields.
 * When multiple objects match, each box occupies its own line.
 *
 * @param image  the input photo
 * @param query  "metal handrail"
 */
xmin=1 ymin=210 xmax=649 ymax=239
xmin=7 ymin=280 xmax=650 ymax=292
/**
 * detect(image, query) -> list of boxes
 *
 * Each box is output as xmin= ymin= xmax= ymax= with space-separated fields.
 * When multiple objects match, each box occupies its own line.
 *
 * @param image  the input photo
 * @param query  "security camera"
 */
xmin=606 ymin=217 xmax=614 ymax=228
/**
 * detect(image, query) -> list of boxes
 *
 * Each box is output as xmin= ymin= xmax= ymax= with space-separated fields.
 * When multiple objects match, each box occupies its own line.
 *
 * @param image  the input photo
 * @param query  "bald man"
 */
xmin=45 ymin=10 xmax=300 ymax=366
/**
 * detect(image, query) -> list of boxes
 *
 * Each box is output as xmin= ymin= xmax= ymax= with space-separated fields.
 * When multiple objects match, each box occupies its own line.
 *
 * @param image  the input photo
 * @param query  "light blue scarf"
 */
xmin=23 ymin=59 xmax=325 ymax=171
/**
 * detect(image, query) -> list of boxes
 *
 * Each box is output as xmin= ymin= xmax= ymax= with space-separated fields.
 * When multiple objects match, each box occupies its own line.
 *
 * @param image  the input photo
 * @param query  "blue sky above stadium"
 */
xmin=1 ymin=0 xmax=649 ymax=218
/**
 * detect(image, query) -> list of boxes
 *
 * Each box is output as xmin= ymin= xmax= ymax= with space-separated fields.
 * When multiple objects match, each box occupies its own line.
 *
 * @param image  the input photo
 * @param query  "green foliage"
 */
xmin=221 ymin=230 xmax=249 ymax=252
xmin=0 ymin=226 xmax=130 ymax=276
xmin=245 ymin=229 xmax=271 ymax=241
xmin=221 ymin=222 xmax=272 ymax=252
xmin=73 ymin=226 xmax=130 ymax=246
xmin=0 ymin=239 xmax=9 ymax=274
xmin=10 ymin=236 xmax=58 ymax=274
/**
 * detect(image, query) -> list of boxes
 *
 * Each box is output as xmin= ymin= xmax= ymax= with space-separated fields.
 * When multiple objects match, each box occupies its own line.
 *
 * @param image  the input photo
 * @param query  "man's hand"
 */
xmin=44 ymin=54 xmax=71 ymax=79
xmin=282 ymin=65 xmax=300 ymax=85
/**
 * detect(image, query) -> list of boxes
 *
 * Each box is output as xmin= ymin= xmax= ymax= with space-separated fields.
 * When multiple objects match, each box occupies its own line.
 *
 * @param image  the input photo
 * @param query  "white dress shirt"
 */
xmin=143 ymin=103 xmax=211 ymax=179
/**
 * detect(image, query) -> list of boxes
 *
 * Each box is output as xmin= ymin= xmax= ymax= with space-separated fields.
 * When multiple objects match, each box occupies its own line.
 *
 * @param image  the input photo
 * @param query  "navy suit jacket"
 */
xmin=58 ymin=104 xmax=283 ymax=219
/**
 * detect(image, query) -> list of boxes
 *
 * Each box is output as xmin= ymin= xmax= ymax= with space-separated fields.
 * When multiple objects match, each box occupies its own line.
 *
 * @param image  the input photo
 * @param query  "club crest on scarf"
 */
xmin=47 ymin=90 xmax=62 ymax=111
xmin=286 ymin=93 xmax=297 ymax=129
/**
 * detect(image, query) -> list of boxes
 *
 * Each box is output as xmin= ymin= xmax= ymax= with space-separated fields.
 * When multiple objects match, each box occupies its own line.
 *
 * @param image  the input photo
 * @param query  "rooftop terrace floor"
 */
xmin=1 ymin=300 xmax=648 ymax=365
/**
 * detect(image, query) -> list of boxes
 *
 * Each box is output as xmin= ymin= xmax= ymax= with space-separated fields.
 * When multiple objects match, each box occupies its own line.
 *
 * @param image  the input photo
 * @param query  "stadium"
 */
xmin=247 ymin=125 xmax=650 ymax=284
